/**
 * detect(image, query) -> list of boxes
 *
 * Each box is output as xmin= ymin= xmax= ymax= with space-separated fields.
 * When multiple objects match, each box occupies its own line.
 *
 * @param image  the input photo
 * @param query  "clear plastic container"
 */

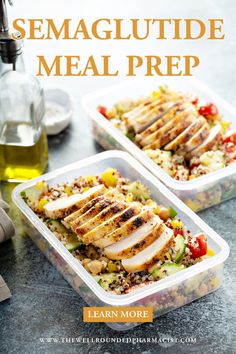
xmin=12 ymin=151 xmax=229 ymax=330
xmin=82 ymin=77 xmax=236 ymax=212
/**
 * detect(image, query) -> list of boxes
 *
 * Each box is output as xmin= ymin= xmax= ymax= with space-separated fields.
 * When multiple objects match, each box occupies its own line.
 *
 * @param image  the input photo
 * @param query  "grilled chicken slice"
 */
xmin=62 ymin=189 xmax=125 ymax=229
xmin=104 ymin=216 xmax=164 ymax=260
xmin=62 ymin=195 xmax=106 ymax=229
xmin=164 ymin=116 xmax=206 ymax=151
xmin=80 ymin=203 xmax=142 ymax=244
xmin=124 ymin=96 xmax=164 ymax=123
xmin=94 ymin=207 xmax=153 ymax=248
xmin=69 ymin=198 xmax=114 ymax=232
xmin=135 ymin=102 xmax=189 ymax=144
xmin=188 ymin=124 xmax=223 ymax=158
xmin=122 ymin=225 xmax=174 ymax=273
xmin=143 ymin=114 xmax=196 ymax=150
xmin=75 ymin=202 xmax=128 ymax=238
xmin=44 ymin=185 xmax=107 ymax=219
xmin=176 ymin=122 xmax=211 ymax=156
xmin=131 ymin=101 xmax=177 ymax=133
xmin=141 ymin=107 xmax=197 ymax=148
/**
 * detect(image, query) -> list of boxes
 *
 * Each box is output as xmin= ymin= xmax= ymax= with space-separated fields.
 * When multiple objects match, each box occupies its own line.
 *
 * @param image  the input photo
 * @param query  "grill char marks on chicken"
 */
xmin=62 ymin=195 xmax=106 ymax=229
xmin=122 ymin=225 xmax=174 ymax=273
xmin=78 ymin=202 xmax=142 ymax=244
xmin=75 ymin=201 xmax=128 ymax=239
xmin=69 ymin=198 xmax=114 ymax=232
xmin=59 ymin=186 xmax=179 ymax=270
xmin=94 ymin=207 xmax=154 ymax=248
xmin=164 ymin=116 xmax=206 ymax=152
xmin=187 ymin=124 xmax=223 ymax=158
xmin=135 ymin=102 xmax=189 ymax=145
xmin=125 ymin=98 xmax=183 ymax=134
xmin=143 ymin=111 xmax=196 ymax=149
xmin=176 ymin=122 xmax=211 ymax=157
xmin=104 ymin=215 xmax=164 ymax=260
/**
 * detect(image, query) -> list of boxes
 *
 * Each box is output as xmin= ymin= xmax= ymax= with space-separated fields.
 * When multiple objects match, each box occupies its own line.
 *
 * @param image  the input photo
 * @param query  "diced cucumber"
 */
xmin=46 ymin=219 xmax=68 ymax=234
xmin=127 ymin=181 xmax=150 ymax=200
xmin=126 ymin=131 xmax=135 ymax=141
xmin=65 ymin=234 xmax=82 ymax=252
xmin=169 ymin=206 xmax=178 ymax=218
xmin=46 ymin=220 xmax=82 ymax=252
xmin=21 ymin=186 xmax=41 ymax=203
xmin=152 ymin=263 xmax=184 ymax=280
xmin=97 ymin=273 xmax=118 ymax=290
xmin=173 ymin=235 xmax=186 ymax=263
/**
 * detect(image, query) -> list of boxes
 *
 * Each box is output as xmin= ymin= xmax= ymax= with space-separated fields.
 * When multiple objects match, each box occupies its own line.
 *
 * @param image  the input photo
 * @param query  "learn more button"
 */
xmin=83 ymin=307 xmax=153 ymax=323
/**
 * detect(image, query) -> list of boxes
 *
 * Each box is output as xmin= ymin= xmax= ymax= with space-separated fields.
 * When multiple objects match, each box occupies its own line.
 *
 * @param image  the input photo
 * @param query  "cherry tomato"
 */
xmin=198 ymin=103 xmax=219 ymax=118
xmin=189 ymin=162 xmax=200 ymax=170
xmin=223 ymin=131 xmax=236 ymax=145
xmin=191 ymin=96 xmax=199 ymax=106
xmin=188 ymin=233 xmax=207 ymax=259
xmin=174 ymin=228 xmax=184 ymax=237
xmin=224 ymin=143 xmax=236 ymax=154
xmin=98 ymin=105 xmax=108 ymax=118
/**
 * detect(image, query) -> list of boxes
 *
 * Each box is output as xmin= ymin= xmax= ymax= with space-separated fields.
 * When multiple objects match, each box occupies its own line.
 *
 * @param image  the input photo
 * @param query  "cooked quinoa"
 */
xmin=98 ymin=85 xmax=236 ymax=181
xmin=22 ymin=168 xmax=212 ymax=294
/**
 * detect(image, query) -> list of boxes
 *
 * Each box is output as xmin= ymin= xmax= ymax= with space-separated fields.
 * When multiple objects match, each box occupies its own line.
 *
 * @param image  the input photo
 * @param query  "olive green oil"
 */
xmin=0 ymin=122 xmax=48 ymax=181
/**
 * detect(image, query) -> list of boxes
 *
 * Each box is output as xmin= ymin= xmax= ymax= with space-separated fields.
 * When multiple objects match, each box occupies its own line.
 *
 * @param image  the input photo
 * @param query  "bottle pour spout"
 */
xmin=0 ymin=0 xmax=22 ymax=66
xmin=0 ymin=0 xmax=12 ymax=32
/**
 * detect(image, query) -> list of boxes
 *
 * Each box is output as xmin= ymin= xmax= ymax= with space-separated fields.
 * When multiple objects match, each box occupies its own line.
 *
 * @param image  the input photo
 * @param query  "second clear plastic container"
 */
xmin=82 ymin=77 xmax=236 ymax=211
xmin=12 ymin=151 xmax=229 ymax=330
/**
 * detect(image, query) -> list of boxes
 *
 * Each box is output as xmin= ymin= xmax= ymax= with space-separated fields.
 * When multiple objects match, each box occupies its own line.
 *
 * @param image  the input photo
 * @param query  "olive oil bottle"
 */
xmin=0 ymin=1 xmax=48 ymax=182
xmin=0 ymin=71 xmax=49 ymax=182
xmin=0 ymin=122 xmax=48 ymax=181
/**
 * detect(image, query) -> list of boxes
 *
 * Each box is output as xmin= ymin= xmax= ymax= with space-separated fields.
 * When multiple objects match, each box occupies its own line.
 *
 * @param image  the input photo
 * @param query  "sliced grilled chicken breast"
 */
xmin=62 ymin=189 xmax=126 ymax=229
xmin=44 ymin=185 xmax=107 ymax=219
xmin=80 ymin=203 xmax=142 ymax=244
xmin=124 ymin=96 xmax=164 ymax=123
xmin=164 ymin=116 xmax=206 ymax=151
xmin=122 ymin=225 xmax=174 ymax=273
xmin=62 ymin=195 xmax=106 ymax=229
xmin=132 ymin=101 xmax=177 ymax=133
xmin=177 ymin=122 xmax=211 ymax=156
xmin=143 ymin=114 xmax=196 ymax=150
xmin=135 ymin=102 xmax=188 ymax=144
xmin=75 ymin=202 xmax=127 ymax=238
xmin=188 ymin=124 xmax=223 ymax=158
xmin=94 ymin=207 xmax=153 ymax=248
xmin=69 ymin=198 xmax=114 ymax=232
xmin=104 ymin=216 xmax=164 ymax=260
xmin=141 ymin=108 xmax=196 ymax=148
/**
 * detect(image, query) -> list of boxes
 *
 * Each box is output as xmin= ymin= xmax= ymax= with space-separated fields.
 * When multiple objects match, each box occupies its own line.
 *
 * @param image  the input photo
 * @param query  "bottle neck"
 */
xmin=0 ymin=52 xmax=24 ymax=75
xmin=0 ymin=0 xmax=9 ymax=32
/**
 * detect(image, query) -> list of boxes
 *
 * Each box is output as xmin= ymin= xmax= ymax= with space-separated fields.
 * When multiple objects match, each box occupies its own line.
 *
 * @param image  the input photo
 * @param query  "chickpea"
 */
xmin=87 ymin=260 xmax=103 ymax=275
xmin=82 ymin=258 xmax=92 ymax=271
xmin=158 ymin=207 xmax=170 ymax=221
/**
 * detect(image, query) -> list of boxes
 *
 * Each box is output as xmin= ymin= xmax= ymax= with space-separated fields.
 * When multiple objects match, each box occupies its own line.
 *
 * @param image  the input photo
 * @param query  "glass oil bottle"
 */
xmin=0 ymin=0 xmax=48 ymax=181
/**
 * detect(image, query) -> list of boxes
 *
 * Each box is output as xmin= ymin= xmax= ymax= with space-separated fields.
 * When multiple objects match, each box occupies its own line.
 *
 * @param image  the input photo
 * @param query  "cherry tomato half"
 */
xmin=98 ymin=105 xmax=108 ymax=118
xmin=188 ymin=233 xmax=207 ymax=259
xmin=198 ymin=103 xmax=219 ymax=118
xmin=223 ymin=132 xmax=236 ymax=145
xmin=174 ymin=228 xmax=184 ymax=237
xmin=191 ymin=96 xmax=199 ymax=106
